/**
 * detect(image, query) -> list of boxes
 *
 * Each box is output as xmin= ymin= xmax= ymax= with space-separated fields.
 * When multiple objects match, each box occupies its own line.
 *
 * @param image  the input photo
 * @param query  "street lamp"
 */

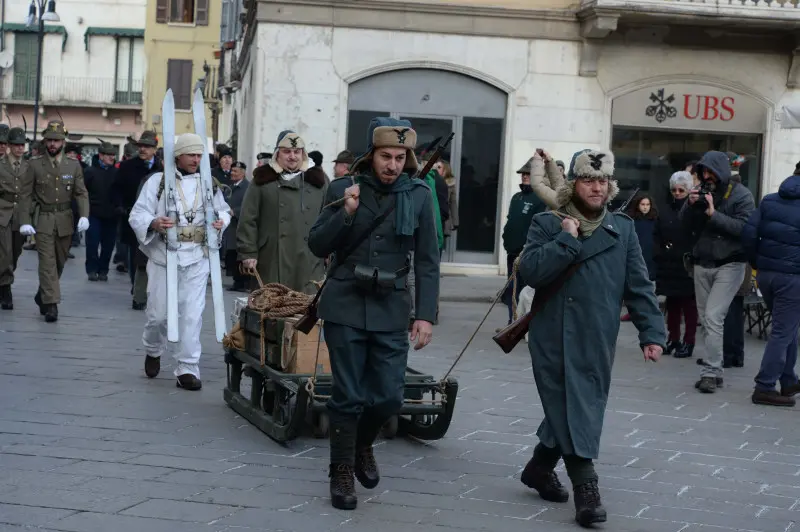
xmin=25 ymin=0 xmax=59 ymax=142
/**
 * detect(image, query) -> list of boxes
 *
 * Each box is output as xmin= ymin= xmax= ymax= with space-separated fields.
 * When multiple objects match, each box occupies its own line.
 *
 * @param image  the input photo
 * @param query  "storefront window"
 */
xmin=611 ymin=127 xmax=763 ymax=210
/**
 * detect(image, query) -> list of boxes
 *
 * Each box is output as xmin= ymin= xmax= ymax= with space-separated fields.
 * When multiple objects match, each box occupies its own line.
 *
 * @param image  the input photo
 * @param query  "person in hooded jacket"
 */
xmin=679 ymin=151 xmax=755 ymax=394
xmin=741 ymin=161 xmax=800 ymax=407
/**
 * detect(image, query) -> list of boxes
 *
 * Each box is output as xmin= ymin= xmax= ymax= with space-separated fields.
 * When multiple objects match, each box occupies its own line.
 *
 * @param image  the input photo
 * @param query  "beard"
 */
xmin=572 ymin=192 xmax=607 ymax=218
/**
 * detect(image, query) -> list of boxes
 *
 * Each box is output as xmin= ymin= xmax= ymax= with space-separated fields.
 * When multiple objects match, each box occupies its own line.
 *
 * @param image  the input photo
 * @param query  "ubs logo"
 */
xmin=645 ymin=88 xmax=677 ymax=123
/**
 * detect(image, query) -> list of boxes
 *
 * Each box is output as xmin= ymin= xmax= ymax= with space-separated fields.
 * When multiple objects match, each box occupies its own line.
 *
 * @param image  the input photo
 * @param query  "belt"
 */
xmin=176 ymin=226 xmax=207 ymax=244
xmin=694 ymin=255 xmax=745 ymax=269
xmin=38 ymin=202 xmax=72 ymax=213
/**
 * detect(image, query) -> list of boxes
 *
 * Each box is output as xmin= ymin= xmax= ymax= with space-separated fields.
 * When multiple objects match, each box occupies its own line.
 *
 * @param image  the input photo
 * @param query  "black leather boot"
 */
xmin=354 ymin=413 xmax=385 ymax=489
xmin=520 ymin=443 xmax=569 ymax=503
xmin=45 ymin=304 xmax=58 ymax=323
xmin=573 ymin=480 xmax=606 ymax=527
xmin=0 ymin=285 xmax=12 ymax=310
xmin=329 ymin=418 xmax=358 ymax=510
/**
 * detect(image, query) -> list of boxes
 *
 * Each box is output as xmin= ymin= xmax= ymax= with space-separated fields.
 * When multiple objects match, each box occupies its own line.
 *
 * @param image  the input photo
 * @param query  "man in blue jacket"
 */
xmin=742 ymin=163 xmax=800 ymax=407
xmin=680 ymin=151 xmax=755 ymax=393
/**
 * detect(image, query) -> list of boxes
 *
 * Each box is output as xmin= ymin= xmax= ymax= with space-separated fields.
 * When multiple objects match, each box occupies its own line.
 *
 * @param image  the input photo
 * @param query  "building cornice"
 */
xmin=255 ymin=0 xmax=581 ymax=41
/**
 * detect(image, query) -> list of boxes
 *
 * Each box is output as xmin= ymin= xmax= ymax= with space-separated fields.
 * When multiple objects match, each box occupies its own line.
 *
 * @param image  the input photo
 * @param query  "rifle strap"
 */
xmin=530 ymin=262 xmax=581 ymax=315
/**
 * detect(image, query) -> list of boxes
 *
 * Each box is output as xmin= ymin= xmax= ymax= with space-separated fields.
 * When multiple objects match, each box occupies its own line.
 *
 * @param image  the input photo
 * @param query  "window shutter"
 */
xmin=156 ymin=0 xmax=168 ymax=23
xmin=196 ymin=0 xmax=209 ymax=26
xmin=180 ymin=60 xmax=194 ymax=109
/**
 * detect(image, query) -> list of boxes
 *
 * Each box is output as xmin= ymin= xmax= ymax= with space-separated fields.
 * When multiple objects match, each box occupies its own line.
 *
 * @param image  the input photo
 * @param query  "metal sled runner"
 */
xmin=222 ymin=306 xmax=459 ymax=444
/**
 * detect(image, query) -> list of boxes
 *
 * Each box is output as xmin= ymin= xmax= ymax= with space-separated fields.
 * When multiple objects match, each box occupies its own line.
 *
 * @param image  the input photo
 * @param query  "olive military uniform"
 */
xmin=19 ymin=121 xmax=89 ymax=319
xmin=0 ymin=127 xmax=34 ymax=309
xmin=307 ymin=117 xmax=440 ymax=511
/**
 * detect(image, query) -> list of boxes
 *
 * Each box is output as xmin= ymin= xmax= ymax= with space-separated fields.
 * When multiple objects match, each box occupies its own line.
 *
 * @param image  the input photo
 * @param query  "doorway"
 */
xmin=346 ymin=68 xmax=508 ymax=265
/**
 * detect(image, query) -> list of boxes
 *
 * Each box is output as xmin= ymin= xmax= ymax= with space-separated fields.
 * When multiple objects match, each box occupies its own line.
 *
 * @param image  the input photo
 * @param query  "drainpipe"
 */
xmin=1 ymin=0 xmax=5 ymax=52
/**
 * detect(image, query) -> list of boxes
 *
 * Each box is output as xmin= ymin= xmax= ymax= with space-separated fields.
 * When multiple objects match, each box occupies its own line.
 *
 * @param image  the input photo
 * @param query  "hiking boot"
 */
xmin=132 ymin=301 xmax=145 ymax=310
xmin=144 ymin=355 xmax=160 ymax=378
xmin=0 ymin=285 xmax=12 ymax=310
xmin=695 ymin=376 xmax=719 ymax=393
xmin=88 ymin=273 xmax=99 ymax=281
xmin=520 ymin=459 xmax=569 ymax=503
xmin=752 ymin=389 xmax=796 ymax=407
xmin=355 ymin=445 xmax=380 ymax=489
xmin=98 ymin=273 xmax=108 ymax=282
xmin=329 ymin=463 xmax=357 ymax=510
xmin=176 ymin=374 xmax=202 ymax=390
xmin=573 ymin=480 xmax=606 ymax=528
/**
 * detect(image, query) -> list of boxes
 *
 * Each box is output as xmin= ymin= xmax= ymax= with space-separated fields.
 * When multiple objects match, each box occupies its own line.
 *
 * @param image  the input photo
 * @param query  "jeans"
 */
xmin=754 ymin=271 xmax=800 ymax=392
xmin=85 ymin=216 xmax=117 ymax=275
xmin=694 ymin=262 xmax=746 ymax=378
xmin=665 ymin=295 xmax=698 ymax=344
xmin=723 ymin=295 xmax=745 ymax=364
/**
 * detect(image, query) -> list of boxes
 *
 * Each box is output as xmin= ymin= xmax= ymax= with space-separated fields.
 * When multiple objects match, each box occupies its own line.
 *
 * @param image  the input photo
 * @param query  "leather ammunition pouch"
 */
xmin=349 ymin=263 xmax=410 ymax=298
xmin=177 ymin=226 xmax=206 ymax=243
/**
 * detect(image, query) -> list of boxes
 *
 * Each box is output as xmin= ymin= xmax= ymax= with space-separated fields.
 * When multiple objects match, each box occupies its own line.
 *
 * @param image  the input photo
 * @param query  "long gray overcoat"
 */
xmin=518 ymin=210 xmax=666 ymax=459
xmin=237 ymin=164 xmax=328 ymax=295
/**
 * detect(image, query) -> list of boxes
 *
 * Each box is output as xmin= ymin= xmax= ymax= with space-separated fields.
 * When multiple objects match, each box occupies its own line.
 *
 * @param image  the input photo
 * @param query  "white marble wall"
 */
xmin=236 ymin=22 xmax=797 ymax=271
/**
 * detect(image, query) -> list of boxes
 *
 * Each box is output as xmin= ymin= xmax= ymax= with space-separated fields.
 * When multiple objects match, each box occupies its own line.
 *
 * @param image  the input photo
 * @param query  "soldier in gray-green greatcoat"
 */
xmin=19 ymin=120 xmax=89 ymax=322
xmin=308 ymin=117 xmax=440 ymax=511
xmin=0 ymin=127 xmax=33 ymax=310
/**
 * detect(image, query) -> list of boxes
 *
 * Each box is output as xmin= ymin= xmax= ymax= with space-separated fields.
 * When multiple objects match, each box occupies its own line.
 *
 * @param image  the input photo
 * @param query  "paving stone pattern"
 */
xmin=0 ymin=246 xmax=798 ymax=531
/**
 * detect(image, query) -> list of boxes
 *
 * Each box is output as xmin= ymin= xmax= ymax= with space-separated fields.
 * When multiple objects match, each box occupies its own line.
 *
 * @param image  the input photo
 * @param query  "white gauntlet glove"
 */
xmin=77 ymin=217 xmax=90 ymax=232
xmin=19 ymin=224 xmax=36 ymax=236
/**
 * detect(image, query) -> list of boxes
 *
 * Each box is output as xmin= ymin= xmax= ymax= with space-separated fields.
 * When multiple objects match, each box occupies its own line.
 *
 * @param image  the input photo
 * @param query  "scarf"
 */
xmin=360 ymin=172 xmax=416 ymax=236
xmin=565 ymin=202 xmax=606 ymax=237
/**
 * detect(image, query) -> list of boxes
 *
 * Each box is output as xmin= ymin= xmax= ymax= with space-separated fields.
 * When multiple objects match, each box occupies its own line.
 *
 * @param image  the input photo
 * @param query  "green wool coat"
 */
xmin=519 ymin=210 xmax=666 ymax=459
xmin=236 ymin=165 xmax=329 ymax=295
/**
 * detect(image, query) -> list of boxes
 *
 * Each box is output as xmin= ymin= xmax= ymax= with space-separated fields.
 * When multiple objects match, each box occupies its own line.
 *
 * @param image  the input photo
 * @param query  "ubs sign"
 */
xmin=612 ymin=84 xmax=767 ymax=134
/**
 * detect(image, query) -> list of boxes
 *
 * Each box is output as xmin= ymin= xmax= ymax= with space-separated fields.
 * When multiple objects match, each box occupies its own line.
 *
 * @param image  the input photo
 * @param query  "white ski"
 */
xmin=192 ymin=88 xmax=226 ymax=343
xmin=161 ymin=89 xmax=180 ymax=343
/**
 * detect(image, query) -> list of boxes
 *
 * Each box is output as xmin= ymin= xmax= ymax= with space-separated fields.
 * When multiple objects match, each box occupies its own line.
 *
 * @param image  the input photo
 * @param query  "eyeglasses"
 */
xmin=671 ymin=188 xmax=686 ymax=193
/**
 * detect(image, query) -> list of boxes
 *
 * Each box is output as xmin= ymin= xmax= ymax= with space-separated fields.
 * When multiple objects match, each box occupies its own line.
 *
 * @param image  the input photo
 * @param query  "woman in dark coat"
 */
xmin=654 ymin=171 xmax=697 ymax=358
xmin=627 ymin=193 xmax=658 ymax=279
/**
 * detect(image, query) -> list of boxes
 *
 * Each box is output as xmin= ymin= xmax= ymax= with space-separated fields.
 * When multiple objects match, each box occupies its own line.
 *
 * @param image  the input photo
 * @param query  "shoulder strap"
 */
xmin=337 ymin=204 xmax=395 ymax=265
xmin=305 ymin=204 xmax=396 ymax=309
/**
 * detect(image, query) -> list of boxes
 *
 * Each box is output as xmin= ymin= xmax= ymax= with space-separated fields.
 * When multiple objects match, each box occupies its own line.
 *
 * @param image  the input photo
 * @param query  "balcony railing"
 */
xmin=2 ymin=76 xmax=143 ymax=106
xmin=583 ymin=0 xmax=800 ymax=22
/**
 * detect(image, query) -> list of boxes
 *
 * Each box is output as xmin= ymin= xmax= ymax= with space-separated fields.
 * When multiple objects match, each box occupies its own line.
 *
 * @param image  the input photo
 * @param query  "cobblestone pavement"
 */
xmin=1 ymin=245 xmax=798 ymax=532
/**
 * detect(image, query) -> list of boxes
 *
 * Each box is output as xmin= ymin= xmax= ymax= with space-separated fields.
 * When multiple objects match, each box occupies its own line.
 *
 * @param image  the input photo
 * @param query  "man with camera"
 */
xmin=680 ymin=151 xmax=755 ymax=393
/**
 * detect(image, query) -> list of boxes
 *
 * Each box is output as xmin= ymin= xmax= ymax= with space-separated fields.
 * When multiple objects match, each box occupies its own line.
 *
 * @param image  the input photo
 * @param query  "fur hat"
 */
xmin=351 ymin=117 xmax=419 ymax=174
xmin=174 ymin=133 xmax=204 ymax=157
xmin=555 ymin=149 xmax=619 ymax=208
xmin=270 ymin=130 xmax=309 ymax=173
